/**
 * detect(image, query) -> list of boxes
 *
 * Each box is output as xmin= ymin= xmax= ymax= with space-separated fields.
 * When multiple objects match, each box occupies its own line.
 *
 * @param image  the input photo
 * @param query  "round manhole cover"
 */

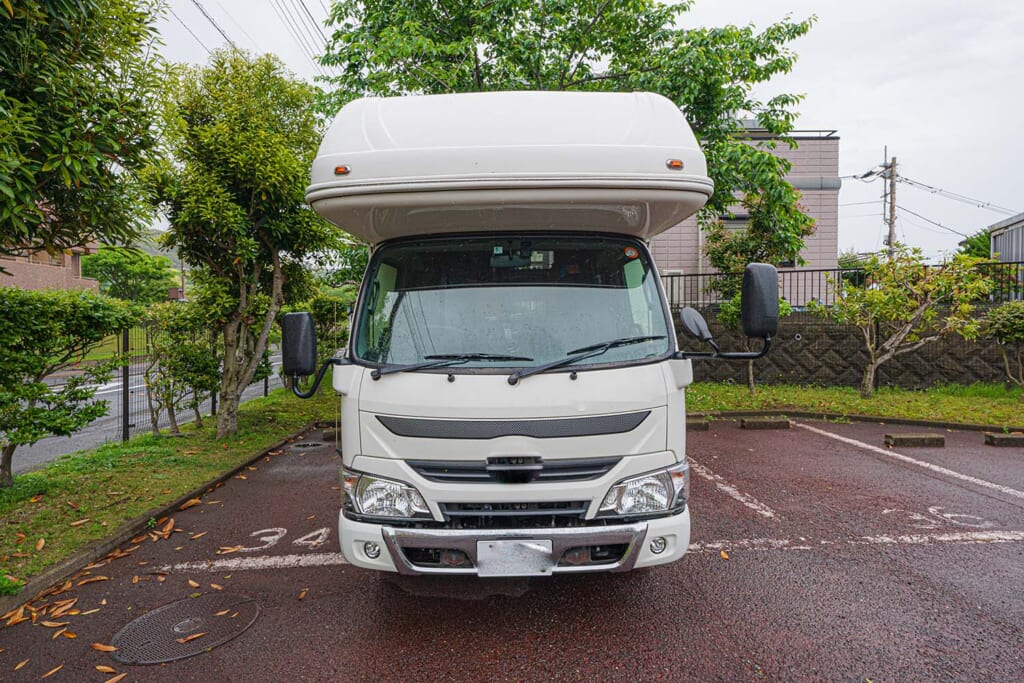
xmin=110 ymin=593 xmax=260 ymax=665
xmin=289 ymin=441 xmax=325 ymax=449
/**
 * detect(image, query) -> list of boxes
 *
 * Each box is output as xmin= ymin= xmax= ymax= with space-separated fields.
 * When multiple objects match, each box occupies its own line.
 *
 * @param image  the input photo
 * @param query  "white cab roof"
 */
xmin=307 ymin=91 xmax=712 ymax=245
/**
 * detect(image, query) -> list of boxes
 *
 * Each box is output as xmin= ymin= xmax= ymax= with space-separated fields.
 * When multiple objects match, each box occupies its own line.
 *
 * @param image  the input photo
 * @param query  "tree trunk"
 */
xmin=167 ymin=401 xmax=180 ymax=435
xmin=746 ymin=360 xmax=756 ymax=398
xmin=1 ymin=443 xmax=15 ymax=488
xmin=145 ymin=379 xmax=161 ymax=436
xmin=193 ymin=403 xmax=204 ymax=428
xmin=216 ymin=391 xmax=241 ymax=438
xmin=860 ymin=362 xmax=877 ymax=399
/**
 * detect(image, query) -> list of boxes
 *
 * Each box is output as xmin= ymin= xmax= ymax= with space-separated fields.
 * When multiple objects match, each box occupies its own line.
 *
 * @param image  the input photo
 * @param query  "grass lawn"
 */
xmin=687 ymin=382 xmax=1024 ymax=427
xmin=0 ymin=388 xmax=337 ymax=596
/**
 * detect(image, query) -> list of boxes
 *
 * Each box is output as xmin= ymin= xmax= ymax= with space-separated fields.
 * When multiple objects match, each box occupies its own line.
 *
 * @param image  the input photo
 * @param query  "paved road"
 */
xmin=2 ymin=419 xmax=1023 ymax=681
xmin=12 ymin=360 xmax=283 ymax=476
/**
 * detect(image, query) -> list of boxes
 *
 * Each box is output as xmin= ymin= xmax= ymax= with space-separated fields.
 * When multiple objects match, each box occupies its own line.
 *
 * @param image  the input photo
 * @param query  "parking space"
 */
xmin=2 ymin=419 xmax=1023 ymax=681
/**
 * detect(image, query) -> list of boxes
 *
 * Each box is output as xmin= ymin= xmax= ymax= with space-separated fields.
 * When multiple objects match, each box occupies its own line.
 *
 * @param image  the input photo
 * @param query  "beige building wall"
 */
xmin=651 ymin=131 xmax=840 ymax=275
xmin=0 ymin=246 xmax=99 ymax=292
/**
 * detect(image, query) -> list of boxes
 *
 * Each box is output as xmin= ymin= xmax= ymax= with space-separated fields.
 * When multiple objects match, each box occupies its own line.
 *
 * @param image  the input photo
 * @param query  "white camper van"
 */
xmin=283 ymin=91 xmax=778 ymax=576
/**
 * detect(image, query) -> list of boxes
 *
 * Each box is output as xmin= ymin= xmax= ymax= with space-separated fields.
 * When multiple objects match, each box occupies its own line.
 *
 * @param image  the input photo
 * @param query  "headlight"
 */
xmin=599 ymin=462 xmax=688 ymax=517
xmin=342 ymin=469 xmax=431 ymax=519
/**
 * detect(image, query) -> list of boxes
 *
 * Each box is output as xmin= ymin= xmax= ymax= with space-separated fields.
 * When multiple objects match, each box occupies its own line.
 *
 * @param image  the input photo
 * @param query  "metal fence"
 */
xmin=109 ymin=327 xmax=281 ymax=441
xmin=661 ymin=261 xmax=1024 ymax=310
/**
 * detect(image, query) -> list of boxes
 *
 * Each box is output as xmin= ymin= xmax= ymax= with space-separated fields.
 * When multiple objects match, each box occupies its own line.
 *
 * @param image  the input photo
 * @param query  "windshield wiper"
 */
xmin=507 ymin=335 xmax=666 ymax=385
xmin=371 ymin=353 xmax=533 ymax=380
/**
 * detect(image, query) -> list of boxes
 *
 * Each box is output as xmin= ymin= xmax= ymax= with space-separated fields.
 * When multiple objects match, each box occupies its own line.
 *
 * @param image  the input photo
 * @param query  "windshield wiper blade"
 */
xmin=371 ymin=353 xmax=533 ymax=379
xmin=507 ymin=335 xmax=666 ymax=386
xmin=565 ymin=335 xmax=666 ymax=355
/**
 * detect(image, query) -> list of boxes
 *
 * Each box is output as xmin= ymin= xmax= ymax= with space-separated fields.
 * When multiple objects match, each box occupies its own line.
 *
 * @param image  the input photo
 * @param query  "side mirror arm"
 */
xmin=291 ymin=357 xmax=350 ymax=399
xmin=674 ymin=335 xmax=772 ymax=361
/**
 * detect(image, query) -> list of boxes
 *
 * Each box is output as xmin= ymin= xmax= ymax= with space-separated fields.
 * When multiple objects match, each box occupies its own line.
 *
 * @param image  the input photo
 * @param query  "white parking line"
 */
xmin=689 ymin=529 xmax=1024 ymax=554
xmin=165 ymin=552 xmax=348 ymax=573
xmin=689 ymin=460 xmax=779 ymax=519
xmin=794 ymin=422 xmax=1024 ymax=501
xmin=164 ymin=529 xmax=1024 ymax=573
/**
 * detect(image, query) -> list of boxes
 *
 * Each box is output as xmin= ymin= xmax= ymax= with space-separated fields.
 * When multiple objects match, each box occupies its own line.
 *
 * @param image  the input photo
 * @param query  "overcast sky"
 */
xmin=156 ymin=1 xmax=1024 ymax=262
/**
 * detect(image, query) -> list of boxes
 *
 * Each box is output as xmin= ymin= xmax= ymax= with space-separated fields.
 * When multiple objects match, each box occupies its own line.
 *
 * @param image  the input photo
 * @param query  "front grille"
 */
xmin=409 ymin=457 xmax=620 ymax=484
xmin=439 ymin=501 xmax=589 ymax=529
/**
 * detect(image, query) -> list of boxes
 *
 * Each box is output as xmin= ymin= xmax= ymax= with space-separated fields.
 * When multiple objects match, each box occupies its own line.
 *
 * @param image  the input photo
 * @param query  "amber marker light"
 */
xmin=334 ymin=165 xmax=351 ymax=175
xmin=666 ymin=159 xmax=684 ymax=170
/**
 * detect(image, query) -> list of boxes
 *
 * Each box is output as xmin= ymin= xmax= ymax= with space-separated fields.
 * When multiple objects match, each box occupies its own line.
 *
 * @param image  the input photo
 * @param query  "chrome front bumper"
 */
xmin=381 ymin=523 xmax=649 ymax=576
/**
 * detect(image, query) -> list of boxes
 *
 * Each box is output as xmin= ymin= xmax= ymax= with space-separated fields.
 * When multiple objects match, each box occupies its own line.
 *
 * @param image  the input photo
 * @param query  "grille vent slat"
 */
xmin=409 ymin=456 xmax=620 ymax=484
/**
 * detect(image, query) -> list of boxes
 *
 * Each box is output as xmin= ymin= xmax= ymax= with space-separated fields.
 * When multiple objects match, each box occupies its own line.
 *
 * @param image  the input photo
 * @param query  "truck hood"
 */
xmin=351 ymin=362 xmax=676 ymax=461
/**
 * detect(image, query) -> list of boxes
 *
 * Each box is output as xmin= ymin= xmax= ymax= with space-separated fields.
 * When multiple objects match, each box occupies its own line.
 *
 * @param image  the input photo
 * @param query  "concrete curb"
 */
xmin=688 ymin=409 xmax=1024 ymax=434
xmin=0 ymin=422 xmax=320 ymax=615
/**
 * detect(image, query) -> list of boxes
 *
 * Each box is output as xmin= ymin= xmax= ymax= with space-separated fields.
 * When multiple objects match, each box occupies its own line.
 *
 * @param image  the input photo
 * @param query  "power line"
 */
xmin=294 ymin=0 xmax=328 ymax=42
xmin=269 ymin=0 xmax=328 ymax=77
xmin=169 ymin=6 xmax=211 ymax=54
xmin=897 ymin=175 xmax=1018 ymax=216
xmin=188 ymin=0 xmax=238 ymax=50
xmin=209 ymin=0 xmax=260 ymax=50
xmin=839 ymin=201 xmax=881 ymax=207
xmin=896 ymin=205 xmax=969 ymax=238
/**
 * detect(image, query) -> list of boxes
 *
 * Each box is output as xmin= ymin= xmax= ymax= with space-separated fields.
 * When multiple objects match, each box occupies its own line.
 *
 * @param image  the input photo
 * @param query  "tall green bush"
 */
xmin=0 ymin=288 xmax=137 ymax=487
xmin=984 ymin=301 xmax=1024 ymax=399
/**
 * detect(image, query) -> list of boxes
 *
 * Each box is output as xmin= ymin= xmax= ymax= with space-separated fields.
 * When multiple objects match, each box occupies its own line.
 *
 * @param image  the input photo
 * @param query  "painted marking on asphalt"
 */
xmin=689 ymin=460 xmax=778 ymax=519
xmin=165 ymin=552 xmax=348 ymax=573
xmin=688 ymin=529 xmax=1024 ymax=554
xmin=165 ymin=530 xmax=1024 ymax=573
xmin=794 ymin=422 xmax=1024 ymax=501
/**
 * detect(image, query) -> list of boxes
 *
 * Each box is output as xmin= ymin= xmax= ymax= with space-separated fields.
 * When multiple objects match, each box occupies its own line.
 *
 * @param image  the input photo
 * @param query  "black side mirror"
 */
xmin=741 ymin=264 xmax=779 ymax=338
xmin=282 ymin=312 xmax=317 ymax=376
xmin=679 ymin=307 xmax=714 ymax=343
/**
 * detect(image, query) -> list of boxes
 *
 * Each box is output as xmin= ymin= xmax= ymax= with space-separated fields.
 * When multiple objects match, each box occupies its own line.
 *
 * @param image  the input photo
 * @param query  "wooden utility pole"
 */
xmin=887 ymin=156 xmax=897 ymax=258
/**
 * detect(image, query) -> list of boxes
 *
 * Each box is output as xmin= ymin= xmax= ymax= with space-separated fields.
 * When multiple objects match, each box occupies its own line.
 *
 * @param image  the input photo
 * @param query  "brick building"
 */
xmin=651 ymin=125 xmax=841 ymax=275
xmin=0 ymin=245 xmax=99 ymax=292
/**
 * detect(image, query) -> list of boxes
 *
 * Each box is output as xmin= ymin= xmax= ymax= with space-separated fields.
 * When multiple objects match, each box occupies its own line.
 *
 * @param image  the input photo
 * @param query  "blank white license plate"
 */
xmin=476 ymin=539 xmax=554 ymax=577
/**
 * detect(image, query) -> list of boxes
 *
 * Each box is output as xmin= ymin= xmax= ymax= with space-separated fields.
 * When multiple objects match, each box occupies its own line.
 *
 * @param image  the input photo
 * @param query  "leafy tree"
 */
xmin=984 ymin=301 xmax=1024 ymax=399
xmin=0 ymin=288 xmax=137 ymax=487
xmin=142 ymin=302 xmax=222 ymax=434
xmin=81 ymin=246 xmax=178 ymax=304
xmin=809 ymin=246 xmax=995 ymax=398
xmin=0 ymin=0 xmax=163 ymax=266
xmin=958 ymin=230 xmax=991 ymax=259
xmin=153 ymin=50 xmax=341 ymax=437
xmin=319 ymin=0 xmax=816 ymax=251
xmin=320 ymin=241 xmax=369 ymax=287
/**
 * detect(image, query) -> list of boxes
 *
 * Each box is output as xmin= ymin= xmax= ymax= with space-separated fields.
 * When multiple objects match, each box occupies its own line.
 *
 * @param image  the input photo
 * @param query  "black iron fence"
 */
xmin=661 ymin=261 xmax=1024 ymax=310
xmin=109 ymin=328 xmax=281 ymax=441
xmin=663 ymin=261 xmax=1024 ymax=390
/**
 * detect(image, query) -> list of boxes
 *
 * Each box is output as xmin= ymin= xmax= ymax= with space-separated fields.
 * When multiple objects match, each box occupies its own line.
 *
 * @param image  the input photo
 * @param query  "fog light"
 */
xmin=649 ymin=537 xmax=668 ymax=554
xmin=363 ymin=541 xmax=381 ymax=559
xmin=440 ymin=549 xmax=470 ymax=567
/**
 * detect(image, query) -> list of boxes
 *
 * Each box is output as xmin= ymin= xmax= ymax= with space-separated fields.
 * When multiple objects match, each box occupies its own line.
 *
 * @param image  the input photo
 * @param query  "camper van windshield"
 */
xmin=353 ymin=235 xmax=671 ymax=372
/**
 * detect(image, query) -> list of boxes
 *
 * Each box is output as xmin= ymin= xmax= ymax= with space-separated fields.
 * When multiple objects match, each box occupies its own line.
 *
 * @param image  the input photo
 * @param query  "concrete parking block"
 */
xmin=740 ymin=417 xmax=791 ymax=430
xmin=884 ymin=433 xmax=945 ymax=447
xmin=984 ymin=432 xmax=1024 ymax=447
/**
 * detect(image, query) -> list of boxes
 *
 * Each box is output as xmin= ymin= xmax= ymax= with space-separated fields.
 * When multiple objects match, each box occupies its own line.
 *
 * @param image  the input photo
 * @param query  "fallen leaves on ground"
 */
xmin=187 ymin=579 xmax=200 ymax=588
xmin=35 ymin=538 xmax=45 ymax=551
xmin=179 ymin=498 xmax=202 ymax=510
xmin=14 ymin=658 xmax=28 ymax=671
xmin=77 ymin=576 xmax=110 ymax=587
xmin=175 ymin=632 xmax=207 ymax=644
xmin=298 ymin=589 xmax=307 ymax=600
xmin=41 ymin=664 xmax=64 ymax=678
xmin=720 ymin=550 xmax=730 ymax=560
xmin=216 ymin=546 xmax=243 ymax=555
xmin=210 ymin=583 xmax=223 ymax=591
xmin=96 ymin=665 xmax=117 ymax=673
xmin=70 ymin=518 xmax=91 ymax=527
xmin=90 ymin=643 xmax=117 ymax=652
xmin=190 ymin=532 xmax=208 ymax=540
xmin=106 ymin=673 xmax=129 ymax=683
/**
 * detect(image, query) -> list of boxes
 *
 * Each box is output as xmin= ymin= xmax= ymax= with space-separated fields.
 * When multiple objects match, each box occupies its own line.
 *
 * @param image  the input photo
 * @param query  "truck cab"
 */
xmin=283 ymin=91 xmax=777 ymax=576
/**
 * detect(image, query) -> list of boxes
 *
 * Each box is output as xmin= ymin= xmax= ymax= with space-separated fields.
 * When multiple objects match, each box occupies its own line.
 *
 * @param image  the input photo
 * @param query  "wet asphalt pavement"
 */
xmin=2 ymin=419 xmax=1023 ymax=682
